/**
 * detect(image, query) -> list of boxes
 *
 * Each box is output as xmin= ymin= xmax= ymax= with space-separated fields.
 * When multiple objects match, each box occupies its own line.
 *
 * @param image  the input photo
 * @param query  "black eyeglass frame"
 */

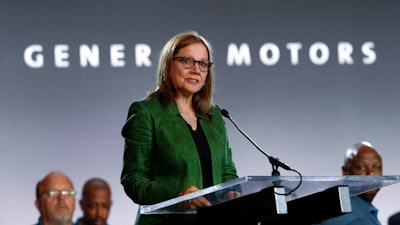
xmin=173 ymin=56 xmax=213 ymax=72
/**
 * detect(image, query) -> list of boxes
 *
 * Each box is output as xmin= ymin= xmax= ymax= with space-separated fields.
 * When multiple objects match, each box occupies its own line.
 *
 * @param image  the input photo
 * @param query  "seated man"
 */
xmin=75 ymin=178 xmax=112 ymax=225
xmin=320 ymin=141 xmax=383 ymax=225
xmin=34 ymin=171 xmax=77 ymax=225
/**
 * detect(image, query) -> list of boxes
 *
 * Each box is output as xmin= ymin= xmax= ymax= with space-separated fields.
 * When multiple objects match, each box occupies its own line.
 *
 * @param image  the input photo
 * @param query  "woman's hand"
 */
xmin=223 ymin=190 xmax=243 ymax=200
xmin=177 ymin=186 xmax=212 ymax=210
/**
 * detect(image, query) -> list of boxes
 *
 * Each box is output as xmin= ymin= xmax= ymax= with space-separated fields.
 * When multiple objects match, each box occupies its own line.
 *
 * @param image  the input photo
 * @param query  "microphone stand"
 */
xmin=221 ymin=109 xmax=292 ymax=176
xmin=221 ymin=109 xmax=303 ymax=196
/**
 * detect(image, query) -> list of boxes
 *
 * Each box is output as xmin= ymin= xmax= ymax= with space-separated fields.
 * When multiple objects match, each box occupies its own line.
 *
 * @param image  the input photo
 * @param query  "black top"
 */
xmin=187 ymin=119 xmax=213 ymax=188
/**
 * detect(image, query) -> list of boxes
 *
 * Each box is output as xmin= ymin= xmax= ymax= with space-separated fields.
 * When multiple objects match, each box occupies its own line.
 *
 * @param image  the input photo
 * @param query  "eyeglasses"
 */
xmin=174 ymin=56 xmax=213 ymax=72
xmin=40 ymin=190 xmax=76 ymax=198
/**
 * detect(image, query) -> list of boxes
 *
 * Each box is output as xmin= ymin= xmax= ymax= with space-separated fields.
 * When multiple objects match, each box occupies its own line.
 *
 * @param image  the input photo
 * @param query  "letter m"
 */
xmin=227 ymin=43 xmax=251 ymax=66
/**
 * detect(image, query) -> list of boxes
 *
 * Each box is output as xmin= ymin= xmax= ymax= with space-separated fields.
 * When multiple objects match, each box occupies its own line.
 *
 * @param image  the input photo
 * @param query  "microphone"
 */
xmin=221 ymin=108 xmax=294 ymax=176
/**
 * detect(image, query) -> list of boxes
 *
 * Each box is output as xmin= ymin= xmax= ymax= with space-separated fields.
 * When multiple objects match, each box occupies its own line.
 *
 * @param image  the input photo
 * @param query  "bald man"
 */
xmin=76 ymin=178 xmax=112 ymax=225
xmin=321 ymin=141 xmax=383 ymax=225
xmin=34 ymin=171 xmax=77 ymax=225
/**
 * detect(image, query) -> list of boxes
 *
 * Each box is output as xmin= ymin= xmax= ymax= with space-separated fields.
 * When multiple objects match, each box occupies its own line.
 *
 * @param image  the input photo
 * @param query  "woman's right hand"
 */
xmin=177 ymin=186 xmax=212 ymax=210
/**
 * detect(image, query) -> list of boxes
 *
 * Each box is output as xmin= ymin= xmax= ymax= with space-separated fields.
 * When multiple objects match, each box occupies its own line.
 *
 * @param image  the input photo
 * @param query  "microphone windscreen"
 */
xmin=221 ymin=109 xmax=230 ymax=118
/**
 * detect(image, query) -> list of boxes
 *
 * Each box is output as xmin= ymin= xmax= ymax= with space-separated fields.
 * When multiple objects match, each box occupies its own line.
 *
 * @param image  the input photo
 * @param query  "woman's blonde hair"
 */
xmin=149 ymin=31 xmax=215 ymax=120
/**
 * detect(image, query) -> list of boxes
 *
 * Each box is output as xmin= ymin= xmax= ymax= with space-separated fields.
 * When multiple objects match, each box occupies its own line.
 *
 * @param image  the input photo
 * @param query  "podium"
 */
xmin=139 ymin=175 xmax=400 ymax=225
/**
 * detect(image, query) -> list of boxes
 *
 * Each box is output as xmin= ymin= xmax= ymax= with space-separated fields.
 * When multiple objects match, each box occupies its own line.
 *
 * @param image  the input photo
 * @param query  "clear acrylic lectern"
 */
xmin=139 ymin=175 xmax=400 ymax=224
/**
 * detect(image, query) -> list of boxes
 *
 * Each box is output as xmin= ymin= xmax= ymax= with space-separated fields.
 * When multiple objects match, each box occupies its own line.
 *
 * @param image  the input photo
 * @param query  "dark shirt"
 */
xmin=389 ymin=212 xmax=400 ymax=225
xmin=75 ymin=218 xmax=109 ymax=225
xmin=187 ymin=119 xmax=213 ymax=188
xmin=34 ymin=217 xmax=78 ymax=225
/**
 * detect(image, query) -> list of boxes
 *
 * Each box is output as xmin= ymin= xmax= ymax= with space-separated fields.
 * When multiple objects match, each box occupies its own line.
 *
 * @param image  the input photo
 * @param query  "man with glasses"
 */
xmin=34 ymin=171 xmax=77 ymax=225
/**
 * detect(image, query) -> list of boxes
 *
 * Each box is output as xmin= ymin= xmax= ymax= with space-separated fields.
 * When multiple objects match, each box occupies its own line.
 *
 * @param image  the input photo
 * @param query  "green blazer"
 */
xmin=120 ymin=97 xmax=238 ymax=225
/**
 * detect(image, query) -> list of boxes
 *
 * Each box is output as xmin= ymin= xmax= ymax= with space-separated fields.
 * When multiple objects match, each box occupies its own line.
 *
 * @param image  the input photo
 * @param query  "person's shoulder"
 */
xmin=210 ymin=104 xmax=221 ymax=110
xmin=129 ymin=96 xmax=158 ymax=107
xmin=389 ymin=211 xmax=400 ymax=224
xmin=128 ymin=97 xmax=163 ymax=113
xmin=320 ymin=212 xmax=361 ymax=225
xmin=73 ymin=217 xmax=83 ymax=225
xmin=390 ymin=211 xmax=400 ymax=218
xmin=32 ymin=218 xmax=44 ymax=225
xmin=210 ymin=104 xmax=222 ymax=115
xmin=322 ymin=196 xmax=378 ymax=225
xmin=207 ymin=104 xmax=226 ymax=126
